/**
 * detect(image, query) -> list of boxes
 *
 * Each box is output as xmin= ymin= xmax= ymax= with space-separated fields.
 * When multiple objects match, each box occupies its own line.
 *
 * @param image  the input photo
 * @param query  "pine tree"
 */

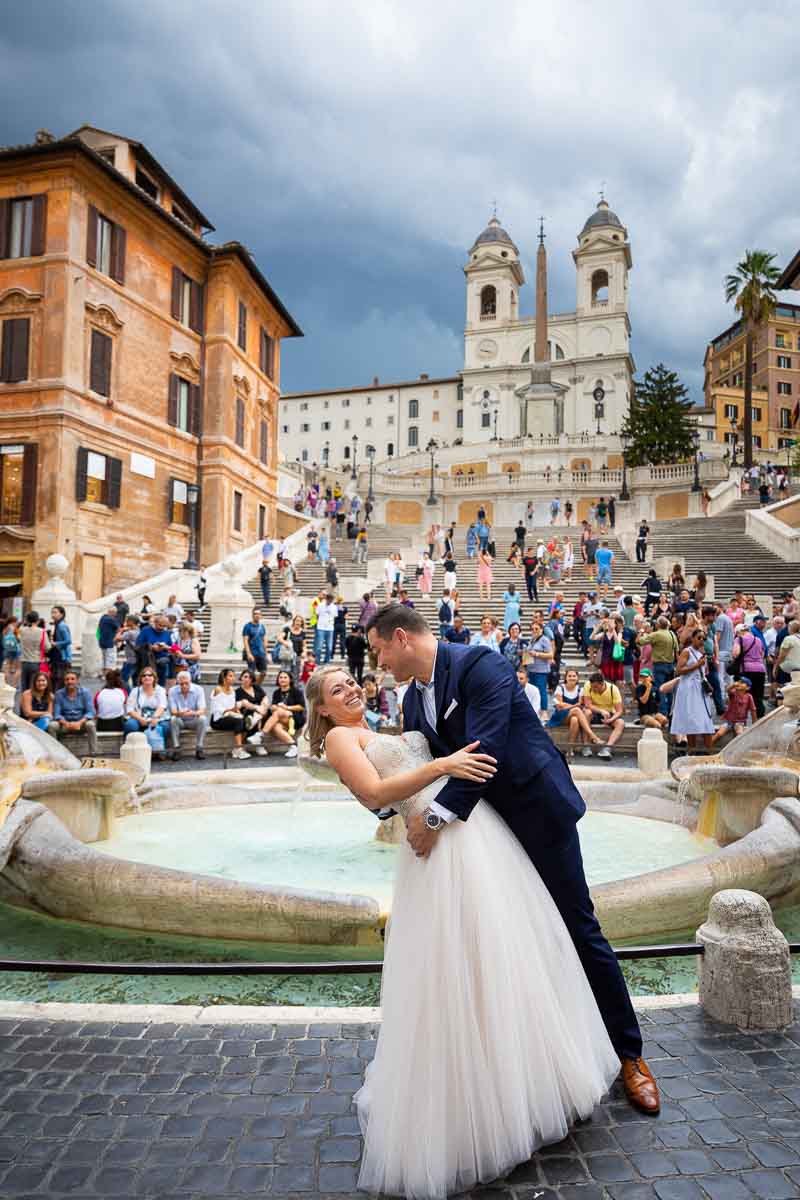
xmin=621 ymin=363 xmax=695 ymax=466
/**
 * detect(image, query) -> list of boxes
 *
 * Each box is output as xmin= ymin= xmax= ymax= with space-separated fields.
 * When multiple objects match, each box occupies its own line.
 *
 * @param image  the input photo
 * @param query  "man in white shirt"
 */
xmin=167 ymin=671 xmax=207 ymax=760
xmin=315 ymin=593 xmax=338 ymax=663
xmin=516 ymin=667 xmax=541 ymax=715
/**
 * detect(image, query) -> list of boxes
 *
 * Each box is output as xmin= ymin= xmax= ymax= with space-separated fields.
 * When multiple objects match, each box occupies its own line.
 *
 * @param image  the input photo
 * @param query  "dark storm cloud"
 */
xmin=1 ymin=0 xmax=799 ymax=399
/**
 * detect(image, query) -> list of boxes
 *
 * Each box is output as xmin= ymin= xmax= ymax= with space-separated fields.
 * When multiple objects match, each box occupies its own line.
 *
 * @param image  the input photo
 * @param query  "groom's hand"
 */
xmin=406 ymin=812 xmax=439 ymax=858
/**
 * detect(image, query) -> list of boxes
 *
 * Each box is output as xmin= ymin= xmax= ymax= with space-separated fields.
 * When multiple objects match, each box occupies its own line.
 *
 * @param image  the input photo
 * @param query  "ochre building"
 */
xmin=0 ymin=125 xmax=301 ymax=608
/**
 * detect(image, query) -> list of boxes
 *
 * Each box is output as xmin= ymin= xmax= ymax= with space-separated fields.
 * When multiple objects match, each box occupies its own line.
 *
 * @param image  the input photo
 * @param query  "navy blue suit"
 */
xmin=402 ymin=641 xmax=641 ymax=1061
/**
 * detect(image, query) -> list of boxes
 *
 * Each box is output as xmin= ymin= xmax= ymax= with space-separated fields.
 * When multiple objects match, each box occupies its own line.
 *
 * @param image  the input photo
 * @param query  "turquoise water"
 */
xmin=92 ymin=803 xmax=719 ymax=910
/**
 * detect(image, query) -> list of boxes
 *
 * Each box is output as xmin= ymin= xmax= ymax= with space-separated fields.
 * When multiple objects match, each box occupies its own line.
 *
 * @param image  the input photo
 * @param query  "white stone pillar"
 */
xmin=637 ymin=728 xmax=668 ymax=777
xmin=696 ymin=889 xmax=793 ymax=1031
xmin=31 ymin=553 xmax=85 ymax=659
xmin=206 ymin=557 xmax=255 ymax=658
xmin=121 ymin=731 xmax=151 ymax=781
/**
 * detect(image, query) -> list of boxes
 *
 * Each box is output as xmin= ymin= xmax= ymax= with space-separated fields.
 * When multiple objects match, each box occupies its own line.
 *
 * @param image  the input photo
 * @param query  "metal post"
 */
xmin=367 ymin=446 xmax=375 ymax=503
xmin=183 ymin=484 xmax=199 ymax=570
xmin=426 ymin=438 xmax=438 ymax=506
xmin=351 ymin=435 xmax=358 ymax=481
xmin=619 ymin=449 xmax=630 ymax=501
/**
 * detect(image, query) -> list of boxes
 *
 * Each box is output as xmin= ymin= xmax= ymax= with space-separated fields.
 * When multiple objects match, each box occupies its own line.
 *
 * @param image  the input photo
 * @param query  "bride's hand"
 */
xmin=442 ymin=741 xmax=497 ymax=781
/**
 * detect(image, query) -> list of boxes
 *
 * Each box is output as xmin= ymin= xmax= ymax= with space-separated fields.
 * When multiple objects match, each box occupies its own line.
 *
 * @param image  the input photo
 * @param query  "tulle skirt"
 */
xmin=356 ymin=801 xmax=620 ymax=1198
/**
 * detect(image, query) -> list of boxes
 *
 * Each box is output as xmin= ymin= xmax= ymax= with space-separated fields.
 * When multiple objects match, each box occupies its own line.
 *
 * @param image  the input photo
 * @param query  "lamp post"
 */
xmin=426 ymin=437 xmax=438 ymax=506
xmin=691 ymin=426 xmax=701 ymax=492
xmin=492 ymin=407 xmax=499 ymax=441
xmin=729 ymin=418 xmax=739 ymax=468
xmin=366 ymin=444 xmax=375 ymax=503
xmin=322 ymin=441 xmax=330 ymax=471
xmin=183 ymin=483 xmax=200 ymax=571
xmin=593 ymin=385 xmax=605 ymax=436
xmin=619 ymin=432 xmax=630 ymax=501
xmin=350 ymin=434 xmax=358 ymax=481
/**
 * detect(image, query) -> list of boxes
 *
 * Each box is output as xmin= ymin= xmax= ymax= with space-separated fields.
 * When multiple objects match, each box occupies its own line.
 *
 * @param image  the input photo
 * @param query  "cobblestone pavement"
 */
xmin=0 ymin=1003 xmax=798 ymax=1198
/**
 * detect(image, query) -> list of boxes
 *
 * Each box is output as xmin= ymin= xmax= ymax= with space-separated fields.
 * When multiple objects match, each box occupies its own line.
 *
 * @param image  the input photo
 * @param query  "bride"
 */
xmin=305 ymin=664 xmax=620 ymax=1200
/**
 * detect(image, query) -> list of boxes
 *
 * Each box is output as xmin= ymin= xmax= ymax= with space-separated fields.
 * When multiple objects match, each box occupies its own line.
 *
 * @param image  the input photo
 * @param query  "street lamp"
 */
xmin=691 ymin=426 xmax=701 ymax=492
xmin=593 ymin=384 xmax=605 ymax=436
xmin=729 ymin=417 xmax=739 ymax=468
xmin=492 ymin=407 xmax=499 ymax=441
xmin=183 ymin=482 xmax=200 ymax=571
xmin=366 ymin=444 xmax=376 ymax=503
xmin=350 ymin=434 xmax=358 ymax=481
xmin=322 ymin=441 xmax=330 ymax=470
xmin=619 ymin=432 xmax=630 ymax=502
xmin=426 ymin=437 xmax=438 ymax=506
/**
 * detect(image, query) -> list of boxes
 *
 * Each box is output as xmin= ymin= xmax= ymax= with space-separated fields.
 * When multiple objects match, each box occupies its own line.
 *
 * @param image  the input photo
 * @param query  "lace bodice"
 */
xmin=363 ymin=730 xmax=447 ymax=818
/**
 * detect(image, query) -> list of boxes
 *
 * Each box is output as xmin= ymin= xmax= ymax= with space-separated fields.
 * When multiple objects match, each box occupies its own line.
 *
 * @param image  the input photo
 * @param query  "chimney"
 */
xmin=373 ymin=376 xmax=379 ymax=386
xmin=420 ymin=373 xmax=429 ymax=381
xmin=35 ymin=129 xmax=56 ymax=145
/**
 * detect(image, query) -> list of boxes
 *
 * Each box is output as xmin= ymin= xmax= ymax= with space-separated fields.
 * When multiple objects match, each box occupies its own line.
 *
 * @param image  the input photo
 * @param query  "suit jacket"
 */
xmin=402 ymin=641 xmax=585 ymax=846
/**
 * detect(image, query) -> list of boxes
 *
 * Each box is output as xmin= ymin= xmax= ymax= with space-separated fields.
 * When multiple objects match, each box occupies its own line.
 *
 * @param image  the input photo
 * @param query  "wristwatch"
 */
xmin=423 ymin=806 xmax=445 ymax=832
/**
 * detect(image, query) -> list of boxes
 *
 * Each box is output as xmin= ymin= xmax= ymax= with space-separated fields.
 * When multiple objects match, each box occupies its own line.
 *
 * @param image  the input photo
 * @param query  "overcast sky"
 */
xmin=2 ymin=0 xmax=799 ymax=402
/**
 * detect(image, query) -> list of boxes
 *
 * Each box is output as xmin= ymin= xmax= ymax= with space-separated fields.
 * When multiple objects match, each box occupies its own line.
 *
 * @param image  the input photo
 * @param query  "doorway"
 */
xmin=0 ymin=559 xmax=25 ymax=619
xmin=80 ymin=554 xmax=105 ymax=601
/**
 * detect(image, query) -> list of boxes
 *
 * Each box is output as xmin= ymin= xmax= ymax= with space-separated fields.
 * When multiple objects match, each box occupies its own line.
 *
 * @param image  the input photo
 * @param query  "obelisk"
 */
xmin=534 ymin=217 xmax=548 ymax=363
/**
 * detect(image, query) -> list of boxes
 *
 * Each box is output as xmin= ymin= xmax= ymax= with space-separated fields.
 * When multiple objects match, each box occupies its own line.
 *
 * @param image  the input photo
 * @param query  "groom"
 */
xmin=366 ymin=603 xmax=660 ymax=1115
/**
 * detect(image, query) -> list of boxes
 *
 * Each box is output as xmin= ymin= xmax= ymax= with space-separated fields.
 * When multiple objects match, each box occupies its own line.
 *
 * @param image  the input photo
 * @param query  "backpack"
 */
xmin=438 ymin=601 xmax=452 ymax=624
xmin=271 ymin=641 xmax=283 ymax=664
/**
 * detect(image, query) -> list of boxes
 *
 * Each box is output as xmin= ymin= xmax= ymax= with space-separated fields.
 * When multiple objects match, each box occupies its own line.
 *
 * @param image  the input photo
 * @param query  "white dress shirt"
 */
xmin=413 ymin=643 xmax=456 ymax=824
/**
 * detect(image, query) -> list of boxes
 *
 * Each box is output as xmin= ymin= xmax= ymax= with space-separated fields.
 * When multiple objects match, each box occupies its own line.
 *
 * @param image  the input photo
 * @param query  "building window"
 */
xmin=480 ymin=285 xmax=497 ymax=318
xmin=235 ymin=396 xmax=245 ymax=447
xmin=408 ymin=426 xmax=418 ymax=447
xmin=387 ymin=415 xmax=394 ymax=426
xmin=432 ymin=411 xmax=439 ymax=422
xmin=342 ymin=397 xmax=350 ymax=407
xmin=170 ymin=268 xmax=204 ymax=333
xmin=321 ymin=421 xmax=330 ymax=431
xmin=408 ymin=398 xmax=419 ymax=419
xmin=777 ymin=355 xmax=792 ymax=369
xmin=260 ymin=328 xmax=275 ymax=379
xmin=365 ymin=416 xmax=372 ymax=427
xmin=481 ymin=412 xmax=491 ymax=428
xmin=172 ymin=205 xmax=191 ymax=227
xmin=170 ymin=478 xmax=189 ymax=525
xmin=366 ymin=397 xmax=372 ymax=405
xmin=281 ymin=424 xmax=289 ymax=435
xmin=776 ymin=333 xmax=786 ymax=348
xmin=387 ymin=442 xmax=394 ymax=456
xmin=258 ymin=503 xmax=266 ymax=540
xmin=0 ymin=318 xmax=30 ymax=384
xmin=167 ymin=374 xmax=200 ymax=434
xmin=237 ymin=302 xmax=247 ymax=352
xmin=89 ymin=329 xmax=112 ymax=397
xmin=778 ymin=381 xmax=792 ymax=395
xmin=86 ymin=205 xmax=126 ymax=283
xmin=781 ymin=408 xmax=792 ymax=428
xmin=324 ymin=400 xmax=329 ymax=409
xmin=1 ymin=195 xmax=47 ymax=259
xmin=733 ymin=372 xmax=743 ymax=387
xmin=724 ymin=431 xmax=736 ymax=444
xmin=751 ymin=407 xmax=762 ymax=422
xmin=76 ymin=448 xmax=122 ymax=508
xmin=456 ymin=408 xmax=463 ymax=429
xmin=753 ymin=435 xmax=762 ymax=448
xmin=343 ymin=446 xmax=350 ymax=459
xmin=0 ymin=443 xmax=37 ymax=525
xmin=233 ymin=490 xmax=243 ymax=531
xmin=301 ymin=449 xmax=308 ymax=462
xmin=300 ymin=402 xmax=309 ymax=411
xmin=301 ymin=422 xmax=310 ymax=433
xmin=135 ymin=165 xmax=159 ymax=200
xmin=723 ymin=403 xmax=738 ymax=420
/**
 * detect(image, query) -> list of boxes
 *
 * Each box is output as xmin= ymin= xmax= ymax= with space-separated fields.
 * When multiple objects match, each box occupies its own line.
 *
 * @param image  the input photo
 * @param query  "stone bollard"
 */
xmin=121 ymin=731 xmax=151 ymax=781
xmin=637 ymin=727 xmax=668 ymax=777
xmin=696 ymin=889 xmax=793 ymax=1031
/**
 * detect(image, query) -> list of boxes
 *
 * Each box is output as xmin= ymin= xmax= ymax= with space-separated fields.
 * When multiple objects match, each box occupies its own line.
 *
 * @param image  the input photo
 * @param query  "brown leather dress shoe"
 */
xmin=621 ymin=1056 xmax=660 ymax=1114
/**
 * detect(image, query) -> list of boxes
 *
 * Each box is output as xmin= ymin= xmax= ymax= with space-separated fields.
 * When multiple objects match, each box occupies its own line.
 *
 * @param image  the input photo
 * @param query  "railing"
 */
xmin=0 ymin=943 xmax=797 ymax=977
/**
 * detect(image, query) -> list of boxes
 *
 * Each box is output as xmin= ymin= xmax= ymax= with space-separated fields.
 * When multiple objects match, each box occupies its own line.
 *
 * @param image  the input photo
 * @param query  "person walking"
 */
xmin=522 ymin=545 xmax=539 ymax=603
xmin=502 ymin=584 xmax=522 ymax=632
xmin=97 ymin=607 xmax=120 ymax=671
xmin=595 ymin=541 xmax=614 ymax=597
xmin=476 ymin=547 xmax=493 ymax=602
xmin=258 ymin=559 xmax=272 ymax=608
xmin=635 ymin=521 xmax=650 ymax=564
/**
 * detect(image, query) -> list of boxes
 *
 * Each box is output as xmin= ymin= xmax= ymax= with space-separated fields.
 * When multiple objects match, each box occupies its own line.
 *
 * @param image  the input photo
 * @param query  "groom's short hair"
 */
xmin=366 ymin=603 xmax=429 ymax=640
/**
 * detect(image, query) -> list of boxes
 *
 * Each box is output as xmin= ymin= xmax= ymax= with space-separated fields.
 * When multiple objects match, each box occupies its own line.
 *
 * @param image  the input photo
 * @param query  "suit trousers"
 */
xmin=524 ymin=763 xmax=642 ymax=1062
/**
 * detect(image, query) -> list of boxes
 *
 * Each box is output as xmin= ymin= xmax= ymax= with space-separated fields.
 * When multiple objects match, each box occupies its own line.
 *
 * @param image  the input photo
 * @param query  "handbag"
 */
xmin=612 ymin=640 xmax=625 ymax=662
xmin=38 ymin=630 xmax=51 ymax=676
xmin=144 ymin=724 xmax=165 ymax=753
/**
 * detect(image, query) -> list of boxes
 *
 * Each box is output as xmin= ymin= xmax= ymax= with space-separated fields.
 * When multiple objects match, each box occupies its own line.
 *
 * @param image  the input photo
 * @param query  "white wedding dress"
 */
xmin=356 ymin=731 xmax=620 ymax=1199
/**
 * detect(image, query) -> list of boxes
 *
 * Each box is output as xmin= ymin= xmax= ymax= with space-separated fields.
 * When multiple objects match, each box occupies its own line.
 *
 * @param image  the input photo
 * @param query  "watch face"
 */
xmin=425 ymin=811 xmax=442 ymax=830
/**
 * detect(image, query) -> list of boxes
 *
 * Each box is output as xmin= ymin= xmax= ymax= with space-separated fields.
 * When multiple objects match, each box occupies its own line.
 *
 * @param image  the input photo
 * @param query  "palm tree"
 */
xmin=724 ymin=251 xmax=780 ymax=468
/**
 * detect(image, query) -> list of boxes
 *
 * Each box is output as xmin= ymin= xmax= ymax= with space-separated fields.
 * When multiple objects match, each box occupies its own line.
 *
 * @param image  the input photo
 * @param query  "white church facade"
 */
xmin=279 ymin=200 xmax=634 ymax=472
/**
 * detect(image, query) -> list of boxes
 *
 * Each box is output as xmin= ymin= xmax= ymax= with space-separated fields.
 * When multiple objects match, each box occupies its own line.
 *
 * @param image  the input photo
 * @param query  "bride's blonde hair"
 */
xmin=305 ymin=664 xmax=354 ymax=758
